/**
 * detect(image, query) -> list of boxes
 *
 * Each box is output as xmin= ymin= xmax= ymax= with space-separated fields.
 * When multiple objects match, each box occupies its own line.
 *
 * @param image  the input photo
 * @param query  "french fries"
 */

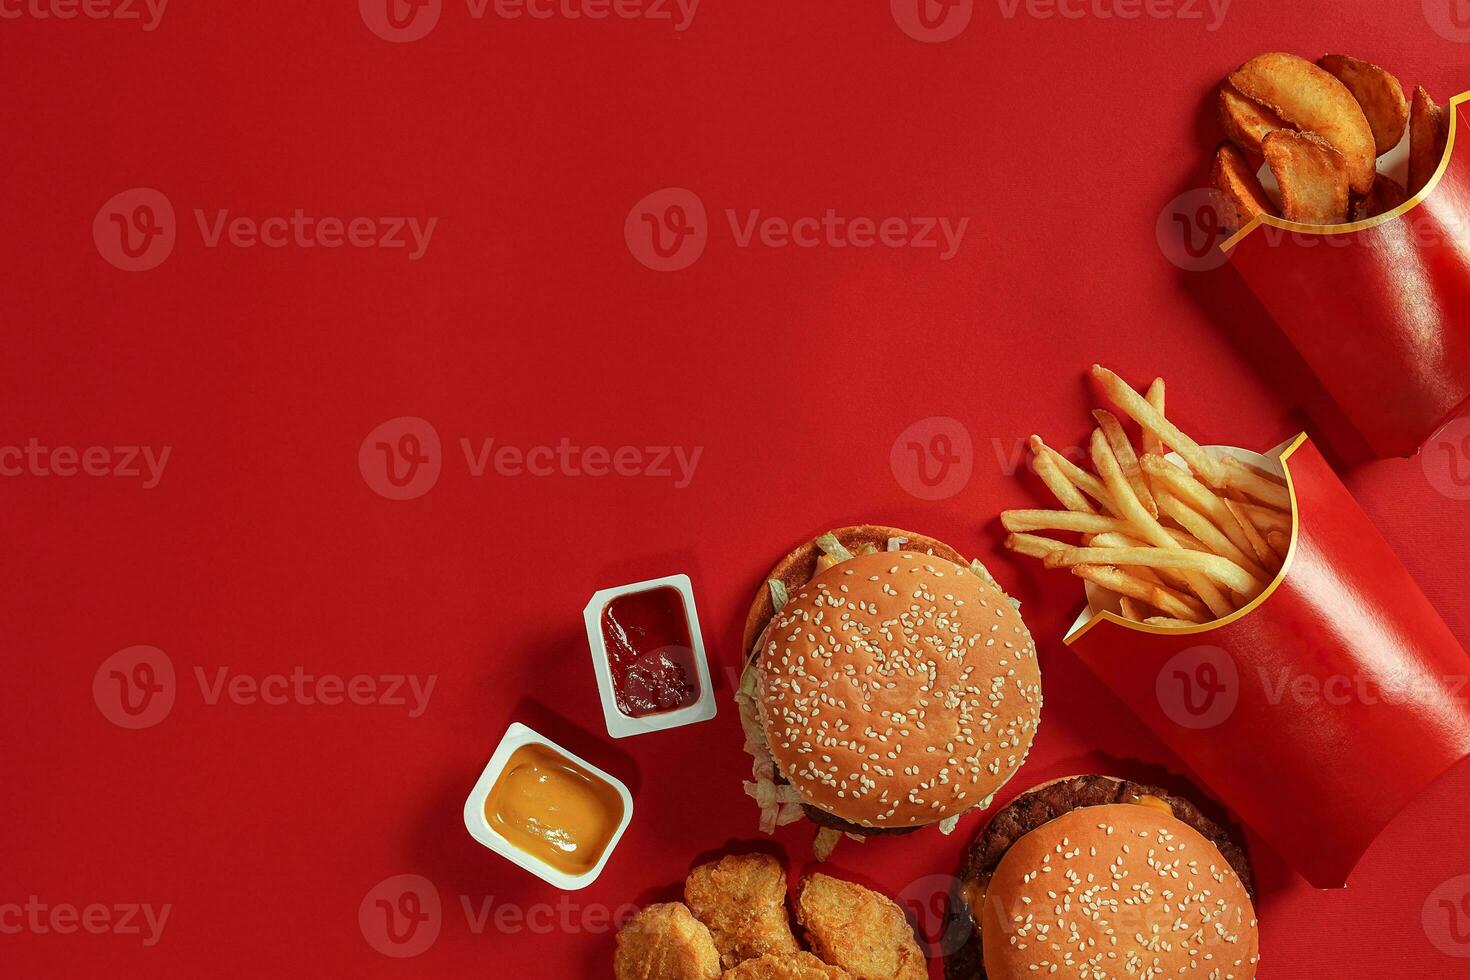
xmin=1229 ymin=52 xmax=1377 ymax=195
xmin=1352 ymin=173 xmax=1409 ymax=221
xmin=1263 ymin=130 xmax=1350 ymax=225
xmin=1409 ymin=85 xmax=1450 ymax=195
xmin=1317 ymin=54 xmax=1409 ymax=156
xmin=1002 ymin=366 xmax=1295 ymax=631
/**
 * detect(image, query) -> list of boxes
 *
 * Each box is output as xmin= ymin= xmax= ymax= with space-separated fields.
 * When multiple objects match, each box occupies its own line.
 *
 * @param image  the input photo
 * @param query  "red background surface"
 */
xmin=4 ymin=2 xmax=1470 ymax=977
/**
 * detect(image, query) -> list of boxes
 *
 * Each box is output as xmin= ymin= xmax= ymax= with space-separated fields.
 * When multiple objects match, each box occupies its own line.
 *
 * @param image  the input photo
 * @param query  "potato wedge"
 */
xmin=1211 ymin=142 xmax=1278 ymax=231
xmin=1409 ymin=86 xmax=1451 ymax=195
xmin=1351 ymin=173 xmax=1408 ymax=221
xmin=1230 ymin=52 xmax=1376 ymax=195
xmin=1218 ymin=82 xmax=1285 ymax=162
xmin=1263 ymin=130 xmax=1349 ymax=224
xmin=1317 ymin=54 xmax=1409 ymax=156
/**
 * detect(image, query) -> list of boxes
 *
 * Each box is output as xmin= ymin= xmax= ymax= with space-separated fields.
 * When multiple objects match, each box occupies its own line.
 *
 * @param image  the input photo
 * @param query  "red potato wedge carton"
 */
xmin=1065 ymin=436 xmax=1470 ymax=888
xmin=1223 ymin=93 xmax=1470 ymax=458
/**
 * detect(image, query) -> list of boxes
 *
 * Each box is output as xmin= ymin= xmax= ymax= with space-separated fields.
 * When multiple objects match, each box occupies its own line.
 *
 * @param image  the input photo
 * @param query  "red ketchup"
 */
xmin=600 ymin=587 xmax=699 ymax=718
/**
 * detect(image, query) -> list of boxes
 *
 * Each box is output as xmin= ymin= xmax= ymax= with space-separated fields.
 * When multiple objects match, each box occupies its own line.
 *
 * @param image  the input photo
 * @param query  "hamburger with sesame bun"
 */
xmin=736 ymin=526 xmax=1043 ymax=859
xmin=943 ymin=774 xmax=1259 ymax=980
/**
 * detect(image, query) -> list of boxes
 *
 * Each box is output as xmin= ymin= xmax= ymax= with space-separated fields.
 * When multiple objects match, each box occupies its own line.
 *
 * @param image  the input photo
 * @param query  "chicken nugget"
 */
xmin=721 ymin=951 xmax=851 ymax=979
xmin=795 ymin=874 xmax=926 ymax=980
xmin=615 ymin=903 xmax=721 ymax=980
xmin=685 ymin=854 xmax=800 ymax=969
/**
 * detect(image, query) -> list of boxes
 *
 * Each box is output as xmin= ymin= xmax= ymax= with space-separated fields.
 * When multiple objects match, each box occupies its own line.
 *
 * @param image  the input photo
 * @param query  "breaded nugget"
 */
xmin=685 ymin=854 xmax=800 ymax=968
xmin=721 ymin=951 xmax=851 ymax=979
xmin=615 ymin=903 xmax=721 ymax=980
xmin=795 ymin=874 xmax=926 ymax=980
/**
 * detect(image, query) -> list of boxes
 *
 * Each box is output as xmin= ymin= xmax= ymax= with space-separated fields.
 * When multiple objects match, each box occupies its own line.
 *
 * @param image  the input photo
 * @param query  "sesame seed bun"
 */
xmin=942 ymin=775 xmax=1258 ymax=980
xmin=751 ymin=549 xmax=1042 ymax=830
xmin=742 ymin=525 xmax=967 ymax=660
xmin=980 ymin=804 xmax=1259 ymax=980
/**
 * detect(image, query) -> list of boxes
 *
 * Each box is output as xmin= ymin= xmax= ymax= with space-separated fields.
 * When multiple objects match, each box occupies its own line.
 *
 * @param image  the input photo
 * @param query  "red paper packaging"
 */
xmin=1223 ymin=93 xmax=1470 ymax=458
xmin=1065 ymin=434 xmax=1470 ymax=888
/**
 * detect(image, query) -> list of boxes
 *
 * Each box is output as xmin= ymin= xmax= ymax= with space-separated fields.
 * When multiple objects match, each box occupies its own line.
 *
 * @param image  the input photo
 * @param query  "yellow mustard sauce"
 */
xmin=486 ymin=743 xmax=624 ymax=875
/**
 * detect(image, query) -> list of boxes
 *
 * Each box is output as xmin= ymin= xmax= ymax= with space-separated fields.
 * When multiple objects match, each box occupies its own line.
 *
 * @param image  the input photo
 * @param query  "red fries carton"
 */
xmin=1223 ymin=93 xmax=1470 ymax=458
xmin=1065 ymin=434 xmax=1470 ymax=888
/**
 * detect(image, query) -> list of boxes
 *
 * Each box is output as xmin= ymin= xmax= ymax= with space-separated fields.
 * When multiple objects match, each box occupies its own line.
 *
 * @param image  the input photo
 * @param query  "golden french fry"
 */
xmin=1087 ymin=532 xmax=1177 ymax=589
xmin=1091 ymin=365 xmax=1224 ymax=487
xmin=1093 ymin=411 xmax=1156 ymax=519
xmin=1317 ymin=54 xmax=1409 ymax=156
xmin=1031 ymin=449 xmax=1097 ymax=515
xmin=1237 ymin=500 xmax=1292 ymax=533
xmin=1070 ymin=564 xmax=1208 ymax=624
xmin=1031 ymin=435 xmax=1115 ymax=513
xmin=1144 ymin=616 xmax=1201 ymax=629
xmin=1352 ymin=173 xmax=1409 ymax=221
xmin=1119 ymin=596 xmax=1149 ymax=622
xmin=1266 ymin=529 xmax=1291 ymax=558
xmin=1225 ymin=499 xmax=1277 ymax=569
xmin=1218 ymin=82 xmax=1285 ymax=162
xmin=1045 ymin=546 xmax=1260 ymax=596
xmin=1091 ymin=430 xmax=1234 ymax=618
xmin=1264 ymin=129 xmax=1350 ymax=225
xmin=1212 ymin=142 xmax=1278 ymax=231
xmin=1140 ymin=453 xmax=1260 ymax=562
xmin=1409 ymin=85 xmax=1450 ymax=195
xmin=1142 ymin=379 xmax=1166 ymax=456
xmin=1218 ymin=455 xmax=1291 ymax=510
xmin=1004 ymin=532 xmax=1069 ymax=560
xmin=1000 ymin=509 xmax=1132 ymax=535
xmin=1230 ymin=52 xmax=1376 ymax=195
xmin=1155 ymin=489 xmax=1270 ymax=583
